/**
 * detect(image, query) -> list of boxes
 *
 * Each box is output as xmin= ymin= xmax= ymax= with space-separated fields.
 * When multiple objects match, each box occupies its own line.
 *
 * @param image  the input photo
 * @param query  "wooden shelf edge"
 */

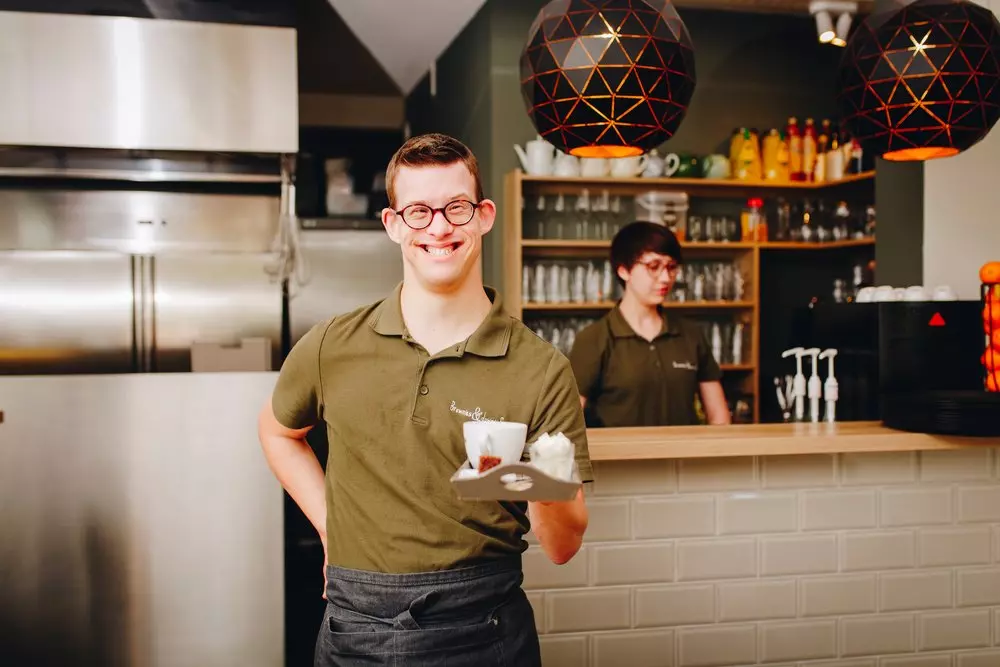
xmin=586 ymin=421 xmax=999 ymax=461
xmin=523 ymin=300 xmax=756 ymax=311
xmin=517 ymin=170 xmax=875 ymax=190
xmin=521 ymin=239 xmax=874 ymax=250
xmin=760 ymin=238 xmax=875 ymax=250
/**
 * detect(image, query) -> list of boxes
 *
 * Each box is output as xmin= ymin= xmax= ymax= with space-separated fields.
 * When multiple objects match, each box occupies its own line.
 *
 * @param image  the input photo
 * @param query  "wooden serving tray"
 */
xmin=450 ymin=461 xmax=581 ymax=501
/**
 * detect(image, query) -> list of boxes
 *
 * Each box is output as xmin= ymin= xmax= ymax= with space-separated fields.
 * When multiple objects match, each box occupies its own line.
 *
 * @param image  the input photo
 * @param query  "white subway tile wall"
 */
xmin=533 ymin=449 xmax=1000 ymax=666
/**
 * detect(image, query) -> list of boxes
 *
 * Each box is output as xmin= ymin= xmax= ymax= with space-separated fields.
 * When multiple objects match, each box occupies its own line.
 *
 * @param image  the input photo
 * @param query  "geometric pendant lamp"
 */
xmin=520 ymin=0 xmax=697 ymax=158
xmin=836 ymin=0 xmax=1000 ymax=161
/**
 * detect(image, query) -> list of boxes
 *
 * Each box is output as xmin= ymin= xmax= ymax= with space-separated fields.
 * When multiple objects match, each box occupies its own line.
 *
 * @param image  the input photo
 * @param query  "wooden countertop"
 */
xmin=586 ymin=421 xmax=1000 ymax=461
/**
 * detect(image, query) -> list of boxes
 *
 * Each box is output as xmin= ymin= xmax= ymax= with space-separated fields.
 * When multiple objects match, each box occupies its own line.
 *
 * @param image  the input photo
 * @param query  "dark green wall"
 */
xmin=406 ymin=0 xmax=922 ymax=290
xmin=874 ymin=159 xmax=924 ymax=286
xmin=406 ymin=6 xmax=496 ymax=281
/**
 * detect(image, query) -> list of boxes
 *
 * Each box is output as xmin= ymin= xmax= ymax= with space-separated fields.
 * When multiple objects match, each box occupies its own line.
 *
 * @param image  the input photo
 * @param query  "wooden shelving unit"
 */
xmin=503 ymin=169 xmax=877 ymax=424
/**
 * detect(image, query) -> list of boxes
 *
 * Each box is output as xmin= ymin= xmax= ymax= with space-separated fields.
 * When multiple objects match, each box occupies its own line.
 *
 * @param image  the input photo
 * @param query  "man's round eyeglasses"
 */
xmin=394 ymin=199 xmax=480 ymax=230
xmin=638 ymin=260 xmax=680 ymax=276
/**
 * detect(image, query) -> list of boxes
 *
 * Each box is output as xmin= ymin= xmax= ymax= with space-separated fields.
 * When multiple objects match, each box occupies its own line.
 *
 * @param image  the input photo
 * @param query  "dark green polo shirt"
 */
xmin=270 ymin=282 xmax=593 ymax=574
xmin=569 ymin=305 xmax=722 ymax=427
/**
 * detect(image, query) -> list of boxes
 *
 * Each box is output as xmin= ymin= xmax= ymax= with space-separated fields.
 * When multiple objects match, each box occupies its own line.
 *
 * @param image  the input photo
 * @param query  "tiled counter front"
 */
xmin=525 ymin=448 xmax=1000 ymax=667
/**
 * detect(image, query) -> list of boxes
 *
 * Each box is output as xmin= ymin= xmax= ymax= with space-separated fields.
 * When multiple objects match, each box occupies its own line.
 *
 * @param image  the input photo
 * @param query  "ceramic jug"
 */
xmin=553 ymin=150 xmax=580 ymax=177
xmin=661 ymin=152 xmax=682 ymax=177
xmin=642 ymin=150 xmax=666 ymax=177
xmin=702 ymin=154 xmax=731 ymax=179
xmin=514 ymin=136 xmax=555 ymax=175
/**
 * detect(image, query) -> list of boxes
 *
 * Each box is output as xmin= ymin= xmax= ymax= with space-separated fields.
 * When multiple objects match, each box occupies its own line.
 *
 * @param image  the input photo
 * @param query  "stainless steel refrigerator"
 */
xmin=0 ymin=188 xmax=285 ymax=374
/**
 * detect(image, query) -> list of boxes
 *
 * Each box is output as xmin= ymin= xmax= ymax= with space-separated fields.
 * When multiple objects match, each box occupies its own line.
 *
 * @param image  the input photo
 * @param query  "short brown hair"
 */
xmin=385 ymin=133 xmax=484 ymax=208
xmin=610 ymin=221 xmax=684 ymax=286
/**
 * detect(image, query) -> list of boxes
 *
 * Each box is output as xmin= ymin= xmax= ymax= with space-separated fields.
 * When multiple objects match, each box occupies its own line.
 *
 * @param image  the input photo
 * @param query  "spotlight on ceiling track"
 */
xmin=809 ymin=1 xmax=857 ymax=46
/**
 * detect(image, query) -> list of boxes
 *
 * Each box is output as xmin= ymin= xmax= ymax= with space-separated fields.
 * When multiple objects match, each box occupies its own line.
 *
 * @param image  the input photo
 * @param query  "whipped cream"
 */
xmin=529 ymin=431 xmax=575 ymax=481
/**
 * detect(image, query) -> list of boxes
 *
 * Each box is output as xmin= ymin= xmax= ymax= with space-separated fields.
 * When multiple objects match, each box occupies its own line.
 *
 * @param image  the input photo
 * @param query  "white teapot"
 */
xmin=642 ymin=149 xmax=666 ymax=177
xmin=514 ymin=135 xmax=556 ymax=175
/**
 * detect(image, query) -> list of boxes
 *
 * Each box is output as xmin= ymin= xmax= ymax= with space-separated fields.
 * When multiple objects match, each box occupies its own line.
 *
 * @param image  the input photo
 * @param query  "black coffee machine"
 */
xmin=797 ymin=301 xmax=999 ymax=435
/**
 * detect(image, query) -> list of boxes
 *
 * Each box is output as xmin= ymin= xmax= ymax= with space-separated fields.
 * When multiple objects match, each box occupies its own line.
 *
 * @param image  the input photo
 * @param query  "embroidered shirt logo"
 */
xmin=449 ymin=401 xmax=506 ymax=422
xmin=672 ymin=361 xmax=697 ymax=371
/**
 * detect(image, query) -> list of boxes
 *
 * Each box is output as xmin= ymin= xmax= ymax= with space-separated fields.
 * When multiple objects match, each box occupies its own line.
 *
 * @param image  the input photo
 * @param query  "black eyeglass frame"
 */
xmin=393 ymin=199 xmax=482 ymax=230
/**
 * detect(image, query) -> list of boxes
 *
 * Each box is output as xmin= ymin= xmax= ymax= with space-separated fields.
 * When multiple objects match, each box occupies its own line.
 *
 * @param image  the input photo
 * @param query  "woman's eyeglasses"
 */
xmin=637 ymin=259 xmax=680 ymax=276
xmin=394 ymin=199 xmax=480 ymax=230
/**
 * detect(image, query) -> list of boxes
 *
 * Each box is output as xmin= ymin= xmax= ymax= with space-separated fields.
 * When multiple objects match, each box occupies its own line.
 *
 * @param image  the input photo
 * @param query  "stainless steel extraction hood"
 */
xmin=0 ymin=10 xmax=298 ymax=154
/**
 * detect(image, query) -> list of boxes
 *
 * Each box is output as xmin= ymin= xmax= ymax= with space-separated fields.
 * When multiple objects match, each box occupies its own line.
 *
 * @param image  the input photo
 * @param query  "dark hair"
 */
xmin=385 ymin=133 xmax=484 ymax=207
xmin=610 ymin=221 xmax=683 ymax=286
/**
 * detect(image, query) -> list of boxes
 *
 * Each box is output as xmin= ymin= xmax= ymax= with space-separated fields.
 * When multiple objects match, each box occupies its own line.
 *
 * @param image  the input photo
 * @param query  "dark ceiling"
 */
xmin=0 ymin=0 xmax=400 ymax=95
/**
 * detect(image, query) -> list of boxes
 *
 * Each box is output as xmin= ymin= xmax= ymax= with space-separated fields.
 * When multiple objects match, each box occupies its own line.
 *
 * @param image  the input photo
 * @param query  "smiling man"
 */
xmin=257 ymin=133 xmax=592 ymax=666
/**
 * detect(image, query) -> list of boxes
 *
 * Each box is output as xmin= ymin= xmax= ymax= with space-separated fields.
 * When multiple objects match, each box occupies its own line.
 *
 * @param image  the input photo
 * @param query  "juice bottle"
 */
xmin=787 ymin=117 xmax=804 ymax=181
xmin=762 ymin=129 xmax=781 ymax=181
xmin=776 ymin=131 xmax=790 ymax=182
xmin=736 ymin=128 xmax=757 ymax=181
xmin=803 ymin=118 xmax=818 ymax=182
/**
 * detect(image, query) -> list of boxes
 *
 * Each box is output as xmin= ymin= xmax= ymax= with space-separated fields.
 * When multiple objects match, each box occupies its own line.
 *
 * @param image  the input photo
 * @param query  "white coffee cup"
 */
xmin=932 ymin=285 xmax=958 ymax=301
xmin=463 ymin=421 xmax=528 ymax=469
xmin=873 ymin=285 xmax=896 ymax=302
xmin=904 ymin=285 xmax=930 ymax=301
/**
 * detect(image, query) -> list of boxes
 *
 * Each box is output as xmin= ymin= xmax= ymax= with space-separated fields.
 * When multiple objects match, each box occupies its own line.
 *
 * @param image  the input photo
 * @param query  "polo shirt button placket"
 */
xmin=419 ymin=384 xmax=429 ymax=396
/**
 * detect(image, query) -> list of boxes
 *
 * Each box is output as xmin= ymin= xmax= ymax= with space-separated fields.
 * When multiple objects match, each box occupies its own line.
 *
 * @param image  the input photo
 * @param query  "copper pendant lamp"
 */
xmin=836 ymin=0 xmax=1000 ymax=161
xmin=519 ymin=0 xmax=697 ymax=159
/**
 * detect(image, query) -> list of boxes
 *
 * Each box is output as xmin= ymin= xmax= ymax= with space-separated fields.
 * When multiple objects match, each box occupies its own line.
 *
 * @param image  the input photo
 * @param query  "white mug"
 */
xmin=463 ymin=421 xmax=527 ymax=469
xmin=873 ymin=285 xmax=897 ymax=302
xmin=610 ymin=155 xmax=649 ymax=178
xmin=580 ymin=158 xmax=609 ymax=178
xmin=932 ymin=285 xmax=958 ymax=301
xmin=904 ymin=285 xmax=930 ymax=301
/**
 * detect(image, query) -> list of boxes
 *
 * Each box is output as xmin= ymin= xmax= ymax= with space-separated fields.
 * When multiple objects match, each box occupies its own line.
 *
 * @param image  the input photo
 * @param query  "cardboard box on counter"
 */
xmin=191 ymin=338 xmax=271 ymax=372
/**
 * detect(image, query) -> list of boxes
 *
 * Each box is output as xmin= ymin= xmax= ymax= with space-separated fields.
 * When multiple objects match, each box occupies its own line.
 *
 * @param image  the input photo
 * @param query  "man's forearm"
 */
xmin=259 ymin=431 xmax=328 ymax=540
xmin=528 ymin=490 xmax=588 ymax=564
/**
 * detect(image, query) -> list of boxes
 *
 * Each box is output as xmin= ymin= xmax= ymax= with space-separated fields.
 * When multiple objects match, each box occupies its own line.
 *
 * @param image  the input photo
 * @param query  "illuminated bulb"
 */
xmin=831 ymin=12 xmax=852 ymax=46
xmin=816 ymin=10 xmax=835 ymax=42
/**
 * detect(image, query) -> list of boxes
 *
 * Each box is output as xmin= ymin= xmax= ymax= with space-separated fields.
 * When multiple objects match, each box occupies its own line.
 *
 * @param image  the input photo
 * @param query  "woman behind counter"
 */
xmin=569 ymin=221 xmax=732 ymax=427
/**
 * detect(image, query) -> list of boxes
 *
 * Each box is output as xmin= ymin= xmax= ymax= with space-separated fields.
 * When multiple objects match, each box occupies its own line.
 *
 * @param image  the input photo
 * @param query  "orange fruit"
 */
xmin=985 ymin=304 xmax=1000 ymax=327
xmin=984 ymin=348 xmax=1000 ymax=372
xmin=993 ymin=329 xmax=1000 ymax=350
xmin=981 ymin=261 xmax=1000 ymax=284
xmin=988 ymin=370 xmax=1000 ymax=392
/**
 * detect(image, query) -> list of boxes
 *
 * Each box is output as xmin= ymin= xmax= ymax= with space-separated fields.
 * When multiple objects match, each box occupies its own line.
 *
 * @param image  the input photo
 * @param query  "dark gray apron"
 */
xmin=314 ymin=556 xmax=541 ymax=667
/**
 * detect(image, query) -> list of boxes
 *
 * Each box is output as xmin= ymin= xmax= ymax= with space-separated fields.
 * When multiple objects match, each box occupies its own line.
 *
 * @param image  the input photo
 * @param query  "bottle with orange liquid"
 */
xmin=787 ymin=117 xmax=804 ymax=181
xmin=982 ymin=261 xmax=1000 ymax=392
xmin=803 ymin=118 xmax=818 ymax=183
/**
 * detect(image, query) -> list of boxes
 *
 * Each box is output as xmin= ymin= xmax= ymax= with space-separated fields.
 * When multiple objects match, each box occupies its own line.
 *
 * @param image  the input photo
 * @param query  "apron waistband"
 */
xmin=326 ymin=555 xmax=522 ymax=588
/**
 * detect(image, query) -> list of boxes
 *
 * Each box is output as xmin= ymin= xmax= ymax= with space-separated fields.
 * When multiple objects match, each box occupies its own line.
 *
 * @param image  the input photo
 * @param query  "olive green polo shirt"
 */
xmin=569 ymin=305 xmax=722 ymax=427
xmin=270 ymin=282 xmax=593 ymax=574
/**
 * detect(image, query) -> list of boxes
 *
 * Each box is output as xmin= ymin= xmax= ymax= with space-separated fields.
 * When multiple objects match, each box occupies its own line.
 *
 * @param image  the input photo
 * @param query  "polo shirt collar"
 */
xmin=369 ymin=282 xmax=511 ymax=357
xmin=608 ymin=303 xmax=680 ymax=339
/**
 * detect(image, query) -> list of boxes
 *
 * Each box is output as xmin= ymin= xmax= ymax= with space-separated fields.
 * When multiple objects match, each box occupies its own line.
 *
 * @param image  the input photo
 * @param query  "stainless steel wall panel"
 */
xmin=0 ymin=11 xmax=298 ymax=153
xmin=0 ymin=372 xmax=285 ymax=667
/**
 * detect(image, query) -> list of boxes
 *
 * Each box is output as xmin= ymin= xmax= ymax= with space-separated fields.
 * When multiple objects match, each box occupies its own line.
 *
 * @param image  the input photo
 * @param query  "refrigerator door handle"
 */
xmin=133 ymin=255 xmax=156 ymax=373
xmin=131 ymin=255 xmax=141 ymax=372
xmin=148 ymin=256 xmax=158 ymax=373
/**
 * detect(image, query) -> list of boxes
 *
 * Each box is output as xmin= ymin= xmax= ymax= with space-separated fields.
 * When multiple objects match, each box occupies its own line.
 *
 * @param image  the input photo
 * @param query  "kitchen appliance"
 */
xmin=795 ymin=301 xmax=995 ymax=433
xmin=292 ymin=217 xmax=405 ymax=344
xmin=0 ymin=188 xmax=285 ymax=374
xmin=0 ymin=10 xmax=306 ymax=375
